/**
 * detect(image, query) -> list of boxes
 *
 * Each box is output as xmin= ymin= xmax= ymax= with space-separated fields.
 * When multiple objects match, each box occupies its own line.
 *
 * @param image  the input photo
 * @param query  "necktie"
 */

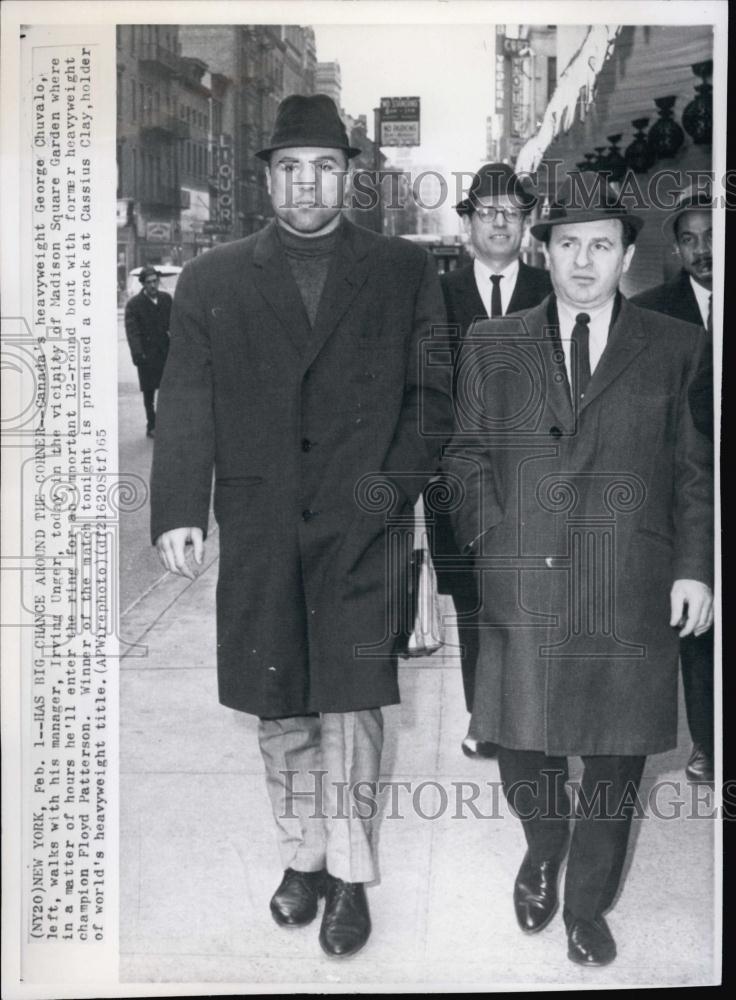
xmin=707 ymin=293 xmax=712 ymax=335
xmin=490 ymin=274 xmax=503 ymax=318
xmin=571 ymin=312 xmax=591 ymax=407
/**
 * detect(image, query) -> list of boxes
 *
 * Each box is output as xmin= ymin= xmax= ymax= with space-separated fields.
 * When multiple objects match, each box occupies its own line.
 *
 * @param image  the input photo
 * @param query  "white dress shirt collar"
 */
xmin=689 ymin=275 xmax=711 ymax=328
xmin=556 ymin=295 xmax=617 ymax=381
xmin=473 ymin=257 xmax=521 ymax=316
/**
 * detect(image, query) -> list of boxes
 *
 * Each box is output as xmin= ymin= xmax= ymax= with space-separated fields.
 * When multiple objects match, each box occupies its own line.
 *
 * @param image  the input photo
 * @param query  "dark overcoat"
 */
xmin=431 ymin=259 xmax=553 ymax=710
xmin=442 ymin=295 xmax=713 ymax=756
xmin=124 ymin=289 xmax=172 ymax=391
xmin=150 ymin=219 xmax=453 ymax=718
xmin=435 ymin=260 xmax=553 ymax=597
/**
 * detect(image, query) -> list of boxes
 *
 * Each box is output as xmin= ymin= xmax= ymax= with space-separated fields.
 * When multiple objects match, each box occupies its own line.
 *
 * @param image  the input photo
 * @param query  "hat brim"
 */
xmin=530 ymin=209 xmax=645 ymax=241
xmin=455 ymin=193 xmax=537 ymax=216
xmin=661 ymin=197 xmax=713 ymax=239
xmin=256 ymin=142 xmax=362 ymax=161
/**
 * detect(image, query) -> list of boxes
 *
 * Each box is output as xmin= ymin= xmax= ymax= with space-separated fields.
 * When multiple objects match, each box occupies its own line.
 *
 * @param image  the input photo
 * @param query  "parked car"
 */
xmin=125 ymin=265 xmax=183 ymax=301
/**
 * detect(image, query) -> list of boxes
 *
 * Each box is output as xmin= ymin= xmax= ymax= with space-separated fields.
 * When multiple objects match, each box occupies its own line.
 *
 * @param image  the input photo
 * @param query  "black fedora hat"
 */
xmin=530 ymin=172 xmax=645 ymax=241
xmin=256 ymin=93 xmax=361 ymax=161
xmin=138 ymin=266 xmax=160 ymax=283
xmin=455 ymin=162 xmax=537 ymax=215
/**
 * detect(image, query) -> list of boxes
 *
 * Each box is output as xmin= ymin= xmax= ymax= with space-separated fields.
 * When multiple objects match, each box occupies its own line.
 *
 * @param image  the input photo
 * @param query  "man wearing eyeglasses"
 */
xmin=435 ymin=164 xmax=551 ymax=760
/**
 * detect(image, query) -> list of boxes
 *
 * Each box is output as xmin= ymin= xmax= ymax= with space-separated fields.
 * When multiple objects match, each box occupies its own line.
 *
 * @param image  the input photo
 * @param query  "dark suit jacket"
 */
xmin=630 ymin=268 xmax=703 ymax=326
xmin=443 ymin=295 xmax=712 ymax=755
xmin=150 ymin=218 xmax=453 ymax=718
xmin=631 ymin=269 xmax=714 ymax=439
xmin=441 ymin=259 xmax=553 ymax=336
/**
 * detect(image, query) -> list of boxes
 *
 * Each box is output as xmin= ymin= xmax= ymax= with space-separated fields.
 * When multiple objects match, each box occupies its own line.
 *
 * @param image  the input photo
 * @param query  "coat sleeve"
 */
xmin=440 ymin=337 xmax=504 ymax=554
xmin=672 ymin=330 xmax=714 ymax=586
xmin=380 ymin=254 xmax=454 ymax=503
xmin=149 ymin=262 xmax=215 ymax=543
xmin=124 ymin=297 xmax=144 ymax=360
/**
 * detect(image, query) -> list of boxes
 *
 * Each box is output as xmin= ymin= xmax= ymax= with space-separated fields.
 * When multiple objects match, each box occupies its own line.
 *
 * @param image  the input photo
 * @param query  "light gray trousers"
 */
xmin=258 ymin=709 xmax=384 ymax=883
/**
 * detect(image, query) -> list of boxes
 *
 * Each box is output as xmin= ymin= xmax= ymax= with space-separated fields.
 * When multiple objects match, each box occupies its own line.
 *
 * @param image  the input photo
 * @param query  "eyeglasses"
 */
xmin=474 ymin=206 xmax=524 ymax=223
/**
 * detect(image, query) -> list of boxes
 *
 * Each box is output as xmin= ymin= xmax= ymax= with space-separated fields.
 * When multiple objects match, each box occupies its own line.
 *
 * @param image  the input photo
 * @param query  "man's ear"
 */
xmin=265 ymin=165 xmax=272 ymax=196
xmin=341 ymin=164 xmax=353 ymax=205
xmin=622 ymin=243 xmax=636 ymax=274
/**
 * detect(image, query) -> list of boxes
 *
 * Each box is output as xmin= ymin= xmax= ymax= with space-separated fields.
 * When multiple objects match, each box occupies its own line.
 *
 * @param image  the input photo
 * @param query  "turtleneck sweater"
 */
xmin=277 ymin=222 xmax=341 ymax=328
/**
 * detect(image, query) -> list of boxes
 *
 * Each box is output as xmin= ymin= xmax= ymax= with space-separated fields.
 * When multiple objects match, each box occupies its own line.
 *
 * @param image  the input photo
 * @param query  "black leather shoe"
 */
xmin=564 ymin=909 xmax=617 ymax=966
xmin=513 ymin=850 xmax=564 ymax=933
xmin=269 ymin=868 xmax=326 ymax=927
xmin=319 ymin=874 xmax=371 ymax=957
xmin=461 ymin=736 xmax=498 ymax=759
xmin=685 ymin=743 xmax=714 ymax=783
xmin=146 ymin=427 xmax=155 ymax=439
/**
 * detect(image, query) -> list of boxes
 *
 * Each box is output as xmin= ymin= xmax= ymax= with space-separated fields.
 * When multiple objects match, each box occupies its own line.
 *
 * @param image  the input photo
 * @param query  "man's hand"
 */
xmin=670 ymin=579 xmax=714 ymax=637
xmin=155 ymin=527 xmax=204 ymax=580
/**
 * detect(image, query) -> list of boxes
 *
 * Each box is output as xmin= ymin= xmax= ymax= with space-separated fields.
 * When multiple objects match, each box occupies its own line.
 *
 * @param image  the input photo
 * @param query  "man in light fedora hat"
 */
xmin=444 ymin=174 xmax=713 ymax=965
xmin=434 ymin=163 xmax=552 ymax=761
xmin=632 ymin=183 xmax=715 ymax=785
xmin=150 ymin=93 xmax=453 ymax=957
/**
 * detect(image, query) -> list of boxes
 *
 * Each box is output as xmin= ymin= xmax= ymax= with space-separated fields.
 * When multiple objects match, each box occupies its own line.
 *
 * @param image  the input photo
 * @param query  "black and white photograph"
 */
xmin=0 ymin=1 xmax=727 ymax=995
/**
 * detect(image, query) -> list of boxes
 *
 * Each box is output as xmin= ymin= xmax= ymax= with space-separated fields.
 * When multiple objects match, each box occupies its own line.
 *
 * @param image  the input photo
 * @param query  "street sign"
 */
xmin=380 ymin=97 xmax=420 ymax=146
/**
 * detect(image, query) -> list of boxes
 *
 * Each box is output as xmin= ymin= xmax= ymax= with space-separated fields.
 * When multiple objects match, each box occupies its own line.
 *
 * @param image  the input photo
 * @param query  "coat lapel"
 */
xmin=251 ymin=221 xmax=312 ymax=354
xmin=526 ymin=296 xmax=575 ymax=431
xmin=300 ymin=218 xmax=374 ymax=371
xmin=508 ymin=262 xmax=540 ymax=314
xmin=579 ymin=296 xmax=648 ymax=413
xmin=456 ymin=264 xmax=488 ymax=331
xmin=675 ymin=269 xmax=704 ymax=326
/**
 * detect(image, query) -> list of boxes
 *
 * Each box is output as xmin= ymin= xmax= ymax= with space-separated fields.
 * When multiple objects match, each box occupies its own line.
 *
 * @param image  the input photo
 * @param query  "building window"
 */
xmin=130 ymin=25 xmax=136 ymax=54
xmin=131 ymin=79 xmax=137 ymax=121
xmin=117 ymin=72 xmax=123 ymax=121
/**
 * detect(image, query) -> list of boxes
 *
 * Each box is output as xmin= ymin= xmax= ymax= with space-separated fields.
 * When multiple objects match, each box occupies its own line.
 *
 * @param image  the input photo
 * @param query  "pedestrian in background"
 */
xmin=631 ymin=183 xmax=715 ymax=785
xmin=434 ymin=163 xmax=552 ymax=761
xmin=124 ymin=265 xmax=172 ymax=438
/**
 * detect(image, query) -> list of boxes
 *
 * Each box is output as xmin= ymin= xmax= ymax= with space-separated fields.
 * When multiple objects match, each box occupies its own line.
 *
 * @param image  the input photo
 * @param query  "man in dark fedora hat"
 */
xmin=149 ymin=93 xmax=452 ymax=957
xmin=124 ymin=265 xmax=172 ymax=438
xmin=632 ymin=183 xmax=716 ymax=786
xmin=443 ymin=174 xmax=713 ymax=965
xmin=434 ymin=163 xmax=551 ymax=760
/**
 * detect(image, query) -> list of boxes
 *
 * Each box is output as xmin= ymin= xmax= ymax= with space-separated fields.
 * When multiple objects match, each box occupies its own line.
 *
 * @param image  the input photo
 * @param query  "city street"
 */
xmin=116 ymin=307 xmax=716 ymax=987
xmin=117 ymin=307 xmax=215 ymax=636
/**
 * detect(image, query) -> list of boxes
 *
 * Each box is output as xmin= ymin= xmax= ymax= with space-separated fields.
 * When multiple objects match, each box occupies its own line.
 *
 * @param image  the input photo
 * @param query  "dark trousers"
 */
xmin=453 ymin=574 xmax=480 ymax=713
xmin=498 ymin=747 xmax=646 ymax=921
xmin=680 ymin=631 xmax=714 ymax=755
xmin=143 ymin=389 xmax=156 ymax=429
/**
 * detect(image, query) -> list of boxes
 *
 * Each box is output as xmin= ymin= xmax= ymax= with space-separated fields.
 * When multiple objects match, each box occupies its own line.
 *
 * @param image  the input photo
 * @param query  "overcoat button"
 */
xmin=302 ymin=509 xmax=319 ymax=522
xmin=301 ymin=438 xmax=312 ymax=452
xmin=549 ymin=426 xmax=562 ymax=438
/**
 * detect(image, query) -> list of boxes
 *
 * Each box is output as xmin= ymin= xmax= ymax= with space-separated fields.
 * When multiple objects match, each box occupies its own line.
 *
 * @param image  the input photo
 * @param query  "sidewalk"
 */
xmin=119 ymin=541 xmax=717 ymax=988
